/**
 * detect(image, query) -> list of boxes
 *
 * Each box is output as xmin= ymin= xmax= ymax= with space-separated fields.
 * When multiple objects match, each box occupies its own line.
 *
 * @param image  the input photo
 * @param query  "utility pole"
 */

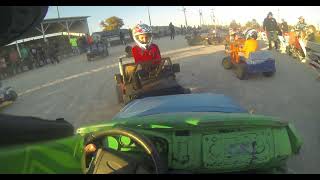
xmin=199 ymin=9 xmax=202 ymax=26
xmin=182 ymin=6 xmax=188 ymax=27
xmin=57 ymin=6 xmax=60 ymax=18
xmin=200 ymin=10 xmax=205 ymax=27
xmin=147 ymin=6 xmax=152 ymax=27
xmin=211 ymin=9 xmax=216 ymax=32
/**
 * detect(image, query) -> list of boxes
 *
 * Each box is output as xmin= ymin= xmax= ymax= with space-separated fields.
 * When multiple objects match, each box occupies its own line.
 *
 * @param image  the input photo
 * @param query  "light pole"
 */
xmin=147 ymin=6 xmax=152 ymax=27
xmin=211 ymin=9 xmax=216 ymax=32
xmin=199 ymin=9 xmax=202 ymax=26
xmin=182 ymin=6 xmax=188 ymax=27
xmin=56 ymin=6 xmax=60 ymax=18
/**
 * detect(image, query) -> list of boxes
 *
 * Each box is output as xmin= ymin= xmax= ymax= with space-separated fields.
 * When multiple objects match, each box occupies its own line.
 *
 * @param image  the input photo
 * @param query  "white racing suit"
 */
xmin=278 ymin=34 xmax=289 ymax=54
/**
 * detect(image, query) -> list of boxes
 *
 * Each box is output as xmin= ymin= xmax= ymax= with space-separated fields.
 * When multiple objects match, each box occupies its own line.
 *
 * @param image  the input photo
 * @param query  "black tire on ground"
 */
xmin=222 ymin=56 xmax=233 ymax=69
xmin=9 ymin=90 xmax=18 ymax=101
xmin=235 ymin=63 xmax=247 ymax=80
xmin=132 ymin=74 xmax=142 ymax=90
xmin=263 ymin=71 xmax=275 ymax=77
xmin=115 ymin=84 xmax=124 ymax=104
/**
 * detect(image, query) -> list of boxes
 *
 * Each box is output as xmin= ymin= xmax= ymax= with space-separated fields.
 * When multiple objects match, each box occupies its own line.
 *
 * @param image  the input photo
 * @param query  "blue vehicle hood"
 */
xmin=113 ymin=93 xmax=247 ymax=119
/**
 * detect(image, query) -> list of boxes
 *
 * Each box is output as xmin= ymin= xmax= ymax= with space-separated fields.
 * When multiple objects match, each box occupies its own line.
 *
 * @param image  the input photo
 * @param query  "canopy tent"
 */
xmin=5 ymin=16 xmax=90 ymax=58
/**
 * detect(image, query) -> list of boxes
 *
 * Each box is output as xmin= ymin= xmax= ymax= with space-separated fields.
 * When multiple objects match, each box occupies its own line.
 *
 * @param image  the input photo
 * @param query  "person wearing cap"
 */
xmin=295 ymin=16 xmax=309 ymax=62
xmin=295 ymin=16 xmax=307 ymax=38
xmin=263 ymin=12 xmax=280 ymax=50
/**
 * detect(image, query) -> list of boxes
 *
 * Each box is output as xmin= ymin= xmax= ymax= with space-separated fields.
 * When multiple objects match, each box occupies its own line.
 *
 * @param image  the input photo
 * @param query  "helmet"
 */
xmin=132 ymin=23 xmax=153 ymax=49
xmin=298 ymin=16 xmax=304 ymax=20
xmin=245 ymin=29 xmax=258 ymax=40
xmin=268 ymin=12 xmax=273 ymax=16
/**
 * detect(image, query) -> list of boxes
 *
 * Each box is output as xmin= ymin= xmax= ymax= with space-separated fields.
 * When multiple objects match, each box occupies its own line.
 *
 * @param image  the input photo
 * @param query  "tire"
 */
xmin=132 ymin=74 xmax=142 ymax=90
xmin=263 ymin=71 xmax=275 ymax=77
xmin=115 ymin=84 xmax=124 ymax=104
xmin=222 ymin=56 xmax=233 ymax=69
xmin=235 ymin=63 xmax=247 ymax=80
xmin=8 ymin=90 xmax=18 ymax=101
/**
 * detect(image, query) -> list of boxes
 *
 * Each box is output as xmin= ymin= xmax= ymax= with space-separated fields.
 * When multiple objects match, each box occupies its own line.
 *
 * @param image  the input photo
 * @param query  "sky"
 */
xmin=45 ymin=6 xmax=320 ymax=34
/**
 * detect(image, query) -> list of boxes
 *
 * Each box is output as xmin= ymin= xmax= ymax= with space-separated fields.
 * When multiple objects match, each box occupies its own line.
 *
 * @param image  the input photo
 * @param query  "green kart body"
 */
xmin=0 ymin=93 xmax=302 ymax=174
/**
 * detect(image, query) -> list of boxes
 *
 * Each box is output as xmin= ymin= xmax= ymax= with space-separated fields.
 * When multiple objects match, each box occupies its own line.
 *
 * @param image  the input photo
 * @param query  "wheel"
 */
xmin=132 ymin=74 xmax=142 ymax=90
xmin=222 ymin=56 xmax=233 ymax=69
xmin=8 ymin=90 xmax=18 ymax=101
xmin=235 ymin=63 xmax=247 ymax=80
xmin=115 ymin=84 xmax=124 ymax=104
xmin=263 ymin=71 xmax=275 ymax=77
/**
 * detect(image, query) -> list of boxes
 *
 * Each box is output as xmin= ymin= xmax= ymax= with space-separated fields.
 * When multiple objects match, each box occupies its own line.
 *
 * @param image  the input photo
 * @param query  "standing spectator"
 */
xmin=128 ymin=28 xmax=133 ymax=41
xmin=37 ymin=43 xmax=47 ymax=66
xmin=294 ymin=16 xmax=308 ymax=61
xmin=30 ymin=44 xmax=39 ymax=68
xmin=48 ymin=41 xmax=60 ymax=64
xmin=86 ymin=33 xmax=94 ymax=51
xmin=8 ymin=48 xmax=20 ymax=75
xmin=119 ymin=30 xmax=126 ymax=45
xmin=79 ymin=35 xmax=88 ymax=53
xmin=263 ymin=12 xmax=280 ymax=50
xmin=169 ymin=22 xmax=175 ymax=40
xmin=0 ymin=52 xmax=8 ymax=79
xmin=20 ymin=44 xmax=33 ymax=70
xmin=280 ymin=19 xmax=289 ymax=34
xmin=295 ymin=16 xmax=308 ymax=38
xmin=69 ymin=36 xmax=80 ymax=55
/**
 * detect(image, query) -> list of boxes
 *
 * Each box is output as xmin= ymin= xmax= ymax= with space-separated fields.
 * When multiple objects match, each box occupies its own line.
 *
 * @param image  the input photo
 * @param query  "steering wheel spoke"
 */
xmin=85 ymin=128 xmax=166 ymax=174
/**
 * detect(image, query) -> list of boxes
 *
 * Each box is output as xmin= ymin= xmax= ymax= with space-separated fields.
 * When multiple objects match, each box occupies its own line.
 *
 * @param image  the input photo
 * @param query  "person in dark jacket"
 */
xmin=119 ymin=31 xmax=126 ymax=45
xmin=280 ymin=19 xmax=289 ymax=34
xmin=169 ymin=22 xmax=175 ymax=40
xmin=48 ymin=41 xmax=60 ymax=64
xmin=263 ymin=12 xmax=280 ymax=50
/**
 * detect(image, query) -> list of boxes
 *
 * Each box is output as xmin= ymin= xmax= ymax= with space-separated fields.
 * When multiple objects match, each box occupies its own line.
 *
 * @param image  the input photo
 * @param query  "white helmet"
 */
xmin=245 ymin=29 xmax=258 ymax=40
xmin=132 ymin=23 xmax=153 ymax=49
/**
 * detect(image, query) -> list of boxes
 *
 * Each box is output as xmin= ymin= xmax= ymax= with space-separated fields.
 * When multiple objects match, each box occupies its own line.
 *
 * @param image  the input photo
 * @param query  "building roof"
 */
xmin=16 ymin=16 xmax=90 ymax=41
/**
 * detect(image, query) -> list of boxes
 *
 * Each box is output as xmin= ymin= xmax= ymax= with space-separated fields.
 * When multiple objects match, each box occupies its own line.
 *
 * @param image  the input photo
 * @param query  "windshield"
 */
xmin=0 ymin=6 xmax=320 ymax=174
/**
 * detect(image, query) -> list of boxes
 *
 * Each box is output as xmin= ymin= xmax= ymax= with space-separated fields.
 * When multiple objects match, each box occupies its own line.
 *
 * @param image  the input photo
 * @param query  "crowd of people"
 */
xmin=261 ymin=12 xmax=317 ymax=50
xmin=0 ymin=42 xmax=59 ymax=80
xmin=224 ymin=11 xmax=320 ymax=65
xmin=0 ymin=33 xmax=98 ymax=80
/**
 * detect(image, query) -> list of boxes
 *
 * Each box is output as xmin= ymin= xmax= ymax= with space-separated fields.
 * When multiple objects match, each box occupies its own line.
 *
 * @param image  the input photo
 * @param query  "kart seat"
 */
xmin=246 ymin=51 xmax=275 ymax=64
xmin=123 ymin=63 xmax=137 ymax=80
